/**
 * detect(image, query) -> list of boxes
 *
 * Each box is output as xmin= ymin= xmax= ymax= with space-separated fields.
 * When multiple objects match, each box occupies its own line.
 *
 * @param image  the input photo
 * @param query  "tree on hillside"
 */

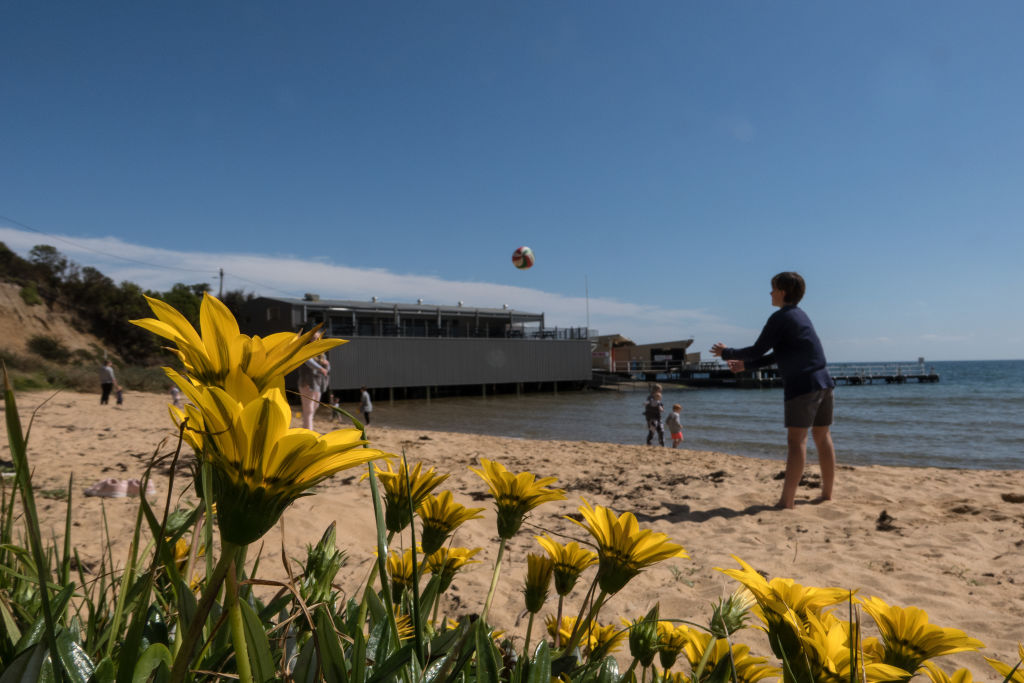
xmin=159 ymin=282 xmax=211 ymax=327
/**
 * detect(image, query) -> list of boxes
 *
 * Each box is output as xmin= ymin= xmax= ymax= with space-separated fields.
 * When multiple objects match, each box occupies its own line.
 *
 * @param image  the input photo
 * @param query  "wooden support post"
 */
xmin=426 ymin=386 xmax=431 ymax=404
xmin=482 ymin=383 xmax=486 ymax=398
xmin=389 ymin=387 xmax=394 ymax=406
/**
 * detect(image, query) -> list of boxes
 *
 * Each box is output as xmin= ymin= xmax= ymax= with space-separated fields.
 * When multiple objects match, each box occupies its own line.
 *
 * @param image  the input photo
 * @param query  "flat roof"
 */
xmin=254 ymin=296 xmax=544 ymax=319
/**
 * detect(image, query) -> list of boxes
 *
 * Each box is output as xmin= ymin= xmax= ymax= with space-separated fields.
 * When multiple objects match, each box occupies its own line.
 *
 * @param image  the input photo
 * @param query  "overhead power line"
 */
xmin=0 ymin=213 xmax=300 ymax=298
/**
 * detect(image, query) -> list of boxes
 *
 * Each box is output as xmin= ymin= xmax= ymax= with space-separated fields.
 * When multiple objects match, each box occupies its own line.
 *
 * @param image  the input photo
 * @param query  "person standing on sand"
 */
xmin=710 ymin=271 xmax=836 ymax=509
xmin=360 ymin=386 xmax=373 ymax=425
xmin=643 ymin=389 xmax=665 ymax=446
xmin=298 ymin=330 xmax=330 ymax=430
xmin=99 ymin=359 xmax=119 ymax=405
xmin=665 ymin=403 xmax=684 ymax=448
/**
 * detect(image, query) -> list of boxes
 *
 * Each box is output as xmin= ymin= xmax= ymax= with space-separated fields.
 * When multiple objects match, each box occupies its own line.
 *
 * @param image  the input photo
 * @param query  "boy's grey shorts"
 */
xmin=784 ymin=388 xmax=834 ymax=428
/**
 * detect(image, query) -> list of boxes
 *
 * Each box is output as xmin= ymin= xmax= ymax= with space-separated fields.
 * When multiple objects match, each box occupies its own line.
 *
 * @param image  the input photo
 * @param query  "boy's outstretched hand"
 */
xmin=710 ymin=342 xmax=726 ymax=357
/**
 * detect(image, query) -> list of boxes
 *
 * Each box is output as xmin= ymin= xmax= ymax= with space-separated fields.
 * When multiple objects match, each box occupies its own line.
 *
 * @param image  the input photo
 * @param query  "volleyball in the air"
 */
xmin=512 ymin=246 xmax=535 ymax=269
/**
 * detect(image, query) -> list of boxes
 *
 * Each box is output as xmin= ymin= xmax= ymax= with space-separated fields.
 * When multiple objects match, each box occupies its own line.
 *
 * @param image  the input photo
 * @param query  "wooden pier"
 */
xmin=594 ymin=361 xmax=939 ymax=389
xmin=827 ymin=364 xmax=940 ymax=385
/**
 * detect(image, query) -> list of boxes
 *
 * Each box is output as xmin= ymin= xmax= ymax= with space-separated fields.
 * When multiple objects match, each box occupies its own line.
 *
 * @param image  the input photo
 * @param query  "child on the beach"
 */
xmin=665 ymin=403 xmax=684 ymax=448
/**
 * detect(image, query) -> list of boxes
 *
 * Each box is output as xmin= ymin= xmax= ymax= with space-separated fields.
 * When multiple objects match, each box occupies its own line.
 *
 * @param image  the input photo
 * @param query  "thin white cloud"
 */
xmin=0 ymin=226 xmax=740 ymax=346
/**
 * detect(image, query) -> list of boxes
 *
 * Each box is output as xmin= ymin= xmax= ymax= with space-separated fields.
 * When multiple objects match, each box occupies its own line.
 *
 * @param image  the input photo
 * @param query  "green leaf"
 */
xmin=54 ymin=629 xmax=95 ymax=683
xmin=526 ymin=641 xmax=551 ymax=683
xmin=595 ymin=656 xmax=619 ymax=683
xmin=706 ymin=653 xmax=735 ymax=683
xmin=14 ymin=583 xmax=75 ymax=652
xmin=91 ymin=656 xmax=116 ymax=683
xmin=131 ymin=643 xmax=172 ymax=683
xmin=366 ymin=643 xmax=415 ymax=683
xmin=314 ymin=604 xmax=350 ymax=683
xmin=474 ymin=622 xmax=501 ymax=683
xmin=240 ymin=598 xmax=276 ymax=682
xmin=0 ymin=599 xmax=22 ymax=652
xmin=175 ymin=577 xmax=198 ymax=633
xmin=292 ymin=634 xmax=319 ymax=683
xmin=350 ymin=623 xmax=368 ymax=683
xmin=0 ymin=641 xmax=48 ymax=683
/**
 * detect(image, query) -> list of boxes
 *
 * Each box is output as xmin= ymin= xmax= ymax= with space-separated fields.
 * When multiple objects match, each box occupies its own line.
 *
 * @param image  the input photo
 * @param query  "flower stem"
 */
xmin=523 ymin=612 xmax=535 ymax=660
xmin=554 ymin=595 xmax=564 ymax=649
xmin=562 ymin=589 xmax=608 ymax=658
xmin=479 ymin=537 xmax=506 ymax=625
xmin=225 ymin=553 xmax=254 ymax=683
xmin=169 ymin=544 xmax=236 ymax=683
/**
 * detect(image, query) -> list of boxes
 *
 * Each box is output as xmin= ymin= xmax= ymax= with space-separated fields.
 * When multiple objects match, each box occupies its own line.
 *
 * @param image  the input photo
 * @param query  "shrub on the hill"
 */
xmin=27 ymin=334 xmax=71 ymax=363
xmin=19 ymin=282 xmax=42 ymax=305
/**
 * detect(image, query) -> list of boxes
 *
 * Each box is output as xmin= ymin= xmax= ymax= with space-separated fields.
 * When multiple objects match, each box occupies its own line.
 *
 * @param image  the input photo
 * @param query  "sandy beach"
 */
xmin=4 ymin=388 xmax=1024 ymax=679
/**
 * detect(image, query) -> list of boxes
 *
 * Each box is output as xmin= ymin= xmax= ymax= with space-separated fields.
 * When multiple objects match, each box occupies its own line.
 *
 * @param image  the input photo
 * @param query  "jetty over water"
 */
xmin=827 ymin=363 xmax=940 ymax=385
xmin=595 ymin=360 xmax=940 ymax=389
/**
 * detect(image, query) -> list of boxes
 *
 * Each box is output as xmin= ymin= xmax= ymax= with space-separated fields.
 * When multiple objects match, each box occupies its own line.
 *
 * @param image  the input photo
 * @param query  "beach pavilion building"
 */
xmin=239 ymin=294 xmax=592 ymax=401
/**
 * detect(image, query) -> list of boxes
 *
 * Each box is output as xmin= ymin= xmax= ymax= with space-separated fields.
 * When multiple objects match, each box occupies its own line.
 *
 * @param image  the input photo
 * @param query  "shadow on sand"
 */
xmin=636 ymin=501 xmax=778 ymax=523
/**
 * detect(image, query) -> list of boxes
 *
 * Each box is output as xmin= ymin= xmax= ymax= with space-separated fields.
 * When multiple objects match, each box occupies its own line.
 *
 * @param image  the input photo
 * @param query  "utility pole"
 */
xmin=218 ymin=268 xmax=224 ymax=298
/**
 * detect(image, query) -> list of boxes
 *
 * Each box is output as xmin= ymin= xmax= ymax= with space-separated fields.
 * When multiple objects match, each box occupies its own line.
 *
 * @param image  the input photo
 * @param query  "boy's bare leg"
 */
xmin=812 ymin=426 xmax=835 ymax=501
xmin=779 ymin=427 xmax=809 ymax=508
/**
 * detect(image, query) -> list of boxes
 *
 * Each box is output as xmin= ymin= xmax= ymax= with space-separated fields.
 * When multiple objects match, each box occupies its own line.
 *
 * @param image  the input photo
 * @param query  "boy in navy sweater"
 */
xmin=711 ymin=272 xmax=836 ymax=509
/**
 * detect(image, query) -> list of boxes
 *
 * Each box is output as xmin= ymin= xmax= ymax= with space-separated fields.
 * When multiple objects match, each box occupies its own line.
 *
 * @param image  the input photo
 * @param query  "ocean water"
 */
xmin=374 ymin=360 xmax=1024 ymax=470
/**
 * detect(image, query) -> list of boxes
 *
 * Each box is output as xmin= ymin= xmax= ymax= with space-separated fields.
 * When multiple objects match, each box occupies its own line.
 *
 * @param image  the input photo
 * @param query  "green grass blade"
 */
xmin=314 ymin=604 xmax=350 ymax=683
xmin=1 ymin=366 xmax=63 ymax=679
xmin=59 ymin=475 xmax=73 ymax=588
xmin=239 ymin=598 xmax=275 ymax=682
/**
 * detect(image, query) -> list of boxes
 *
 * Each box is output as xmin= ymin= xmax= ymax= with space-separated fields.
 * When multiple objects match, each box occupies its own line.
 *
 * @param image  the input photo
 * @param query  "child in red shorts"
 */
xmin=665 ymin=403 xmax=684 ymax=448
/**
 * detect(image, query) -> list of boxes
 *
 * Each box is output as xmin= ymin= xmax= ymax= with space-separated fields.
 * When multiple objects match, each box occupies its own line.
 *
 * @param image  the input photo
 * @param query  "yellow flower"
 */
xmin=417 ymin=491 xmax=484 ymax=555
xmin=680 ymin=631 xmax=780 ymax=683
xmin=394 ymin=613 xmax=415 ymax=641
xmin=523 ymin=554 xmax=554 ymax=614
xmin=133 ymin=293 xmax=344 ymax=399
xmin=717 ymin=556 xmax=850 ymax=623
xmin=369 ymin=461 xmax=449 ymax=534
xmin=535 ymin=535 xmax=597 ymax=597
xmin=924 ymin=661 xmax=976 ymax=683
xmin=171 ymin=381 xmax=388 ymax=545
xmin=425 ymin=546 xmax=481 ymax=592
xmin=800 ymin=610 xmax=911 ymax=683
xmin=588 ymin=622 xmax=627 ymax=658
xmin=860 ymin=596 xmax=984 ymax=674
xmin=546 ymin=615 xmax=578 ymax=649
xmin=985 ymin=643 xmax=1024 ymax=683
xmin=387 ymin=548 xmax=417 ymax=603
xmin=657 ymin=621 xmax=691 ymax=670
xmin=545 ymin=615 xmax=622 ymax=657
xmin=470 ymin=459 xmax=566 ymax=539
xmin=567 ymin=499 xmax=687 ymax=594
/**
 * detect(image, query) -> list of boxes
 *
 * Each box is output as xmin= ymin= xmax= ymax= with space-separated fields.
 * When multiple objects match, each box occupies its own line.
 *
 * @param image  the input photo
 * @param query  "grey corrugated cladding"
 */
xmin=326 ymin=337 xmax=591 ymax=390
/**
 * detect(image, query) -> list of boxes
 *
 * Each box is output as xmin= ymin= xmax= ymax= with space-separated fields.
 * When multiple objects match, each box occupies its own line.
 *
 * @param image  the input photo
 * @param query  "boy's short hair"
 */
xmin=771 ymin=271 xmax=806 ymax=305
xmin=672 ymin=404 xmax=681 ymax=411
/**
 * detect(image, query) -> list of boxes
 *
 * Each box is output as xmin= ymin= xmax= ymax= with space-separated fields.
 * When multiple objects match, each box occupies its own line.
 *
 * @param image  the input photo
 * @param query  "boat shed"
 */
xmin=238 ymin=295 xmax=593 ymax=398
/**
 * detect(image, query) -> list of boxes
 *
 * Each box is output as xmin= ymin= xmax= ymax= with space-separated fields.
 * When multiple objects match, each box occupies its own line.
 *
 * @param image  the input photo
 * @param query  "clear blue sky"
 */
xmin=2 ymin=2 xmax=1022 ymax=361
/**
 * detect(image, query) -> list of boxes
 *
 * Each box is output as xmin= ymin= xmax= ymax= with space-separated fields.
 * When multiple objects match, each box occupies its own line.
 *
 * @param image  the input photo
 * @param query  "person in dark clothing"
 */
xmin=642 ymin=389 xmax=665 ymax=446
xmin=710 ymin=271 xmax=836 ymax=509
